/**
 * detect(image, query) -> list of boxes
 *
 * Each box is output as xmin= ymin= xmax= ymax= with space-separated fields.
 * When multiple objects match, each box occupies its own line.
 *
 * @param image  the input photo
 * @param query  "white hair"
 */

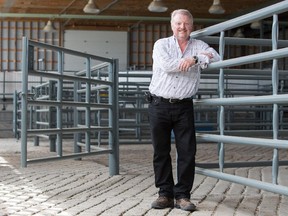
xmin=171 ymin=9 xmax=194 ymax=24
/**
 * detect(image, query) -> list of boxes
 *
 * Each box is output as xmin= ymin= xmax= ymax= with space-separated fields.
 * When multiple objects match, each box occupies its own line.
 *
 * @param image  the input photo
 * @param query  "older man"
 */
xmin=147 ymin=9 xmax=220 ymax=211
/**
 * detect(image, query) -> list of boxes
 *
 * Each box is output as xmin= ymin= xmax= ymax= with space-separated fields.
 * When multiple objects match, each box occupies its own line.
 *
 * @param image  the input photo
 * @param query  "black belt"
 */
xmin=152 ymin=95 xmax=192 ymax=104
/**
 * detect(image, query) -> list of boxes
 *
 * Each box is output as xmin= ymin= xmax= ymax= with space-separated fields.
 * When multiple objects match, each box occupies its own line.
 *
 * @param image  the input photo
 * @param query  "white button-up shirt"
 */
xmin=149 ymin=36 xmax=220 ymax=99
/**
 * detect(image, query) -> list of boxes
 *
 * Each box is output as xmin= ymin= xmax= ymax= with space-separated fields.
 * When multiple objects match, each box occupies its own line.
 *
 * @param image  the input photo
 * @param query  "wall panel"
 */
xmin=0 ymin=20 xmax=60 ymax=72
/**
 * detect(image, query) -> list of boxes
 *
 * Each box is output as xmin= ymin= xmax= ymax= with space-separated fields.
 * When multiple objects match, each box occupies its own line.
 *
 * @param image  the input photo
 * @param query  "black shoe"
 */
xmin=175 ymin=198 xmax=196 ymax=211
xmin=151 ymin=196 xmax=174 ymax=209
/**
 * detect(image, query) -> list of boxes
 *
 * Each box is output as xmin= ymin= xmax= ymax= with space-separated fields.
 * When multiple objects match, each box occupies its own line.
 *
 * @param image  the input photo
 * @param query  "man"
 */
xmin=147 ymin=9 xmax=220 ymax=211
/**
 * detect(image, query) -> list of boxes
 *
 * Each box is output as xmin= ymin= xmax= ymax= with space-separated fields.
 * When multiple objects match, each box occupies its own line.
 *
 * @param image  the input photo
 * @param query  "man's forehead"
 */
xmin=172 ymin=14 xmax=192 ymax=22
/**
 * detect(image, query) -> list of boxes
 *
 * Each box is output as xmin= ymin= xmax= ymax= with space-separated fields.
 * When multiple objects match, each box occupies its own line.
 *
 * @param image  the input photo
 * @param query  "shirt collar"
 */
xmin=172 ymin=35 xmax=192 ymax=43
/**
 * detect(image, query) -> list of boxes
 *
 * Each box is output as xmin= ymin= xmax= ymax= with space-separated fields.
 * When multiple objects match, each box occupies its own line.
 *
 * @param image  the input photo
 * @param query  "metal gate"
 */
xmin=16 ymin=37 xmax=119 ymax=176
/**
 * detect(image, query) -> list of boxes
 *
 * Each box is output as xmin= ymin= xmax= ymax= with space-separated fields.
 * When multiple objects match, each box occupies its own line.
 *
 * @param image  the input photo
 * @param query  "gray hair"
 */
xmin=171 ymin=9 xmax=194 ymax=24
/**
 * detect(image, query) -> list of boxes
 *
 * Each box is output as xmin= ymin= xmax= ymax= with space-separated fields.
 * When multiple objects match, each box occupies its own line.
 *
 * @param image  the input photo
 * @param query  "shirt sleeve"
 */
xmin=152 ymin=39 xmax=181 ymax=73
xmin=196 ymin=40 xmax=221 ymax=69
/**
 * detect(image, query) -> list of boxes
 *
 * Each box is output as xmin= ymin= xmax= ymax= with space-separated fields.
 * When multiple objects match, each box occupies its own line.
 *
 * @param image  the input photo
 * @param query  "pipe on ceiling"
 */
xmin=0 ymin=13 xmax=225 ymax=24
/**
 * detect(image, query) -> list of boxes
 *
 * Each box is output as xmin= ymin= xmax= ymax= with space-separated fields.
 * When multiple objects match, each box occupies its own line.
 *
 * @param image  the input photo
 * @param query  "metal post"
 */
xmin=109 ymin=59 xmax=119 ymax=176
xmin=218 ymin=31 xmax=225 ymax=172
xmin=21 ymin=37 xmax=29 ymax=168
xmin=85 ymin=57 xmax=91 ymax=152
xmin=74 ymin=80 xmax=81 ymax=154
xmin=56 ymin=51 xmax=63 ymax=156
xmin=271 ymin=14 xmax=279 ymax=184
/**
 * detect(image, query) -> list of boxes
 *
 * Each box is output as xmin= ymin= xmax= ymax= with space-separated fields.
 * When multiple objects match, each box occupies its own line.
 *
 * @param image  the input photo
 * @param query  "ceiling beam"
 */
xmin=0 ymin=13 xmax=226 ymax=24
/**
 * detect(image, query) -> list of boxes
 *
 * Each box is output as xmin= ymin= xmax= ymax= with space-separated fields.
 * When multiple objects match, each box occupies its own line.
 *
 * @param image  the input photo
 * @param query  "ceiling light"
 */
xmin=43 ymin=20 xmax=57 ymax=33
xmin=83 ymin=0 xmax=100 ymax=14
xmin=233 ymin=28 xmax=245 ymax=38
xmin=148 ymin=0 xmax=168 ymax=13
xmin=209 ymin=0 xmax=225 ymax=14
xmin=250 ymin=20 xmax=261 ymax=29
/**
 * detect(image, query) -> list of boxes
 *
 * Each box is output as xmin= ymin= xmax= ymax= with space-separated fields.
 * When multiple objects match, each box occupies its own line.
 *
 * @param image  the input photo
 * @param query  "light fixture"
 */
xmin=233 ymin=28 xmax=245 ymax=38
xmin=250 ymin=20 xmax=261 ymax=29
xmin=83 ymin=0 xmax=100 ymax=14
xmin=209 ymin=0 xmax=225 ymax=14
xmin=43 ymin=20 xmax=57 ymax=33
xmin=148 ymin=0 xmax=168 ymax=13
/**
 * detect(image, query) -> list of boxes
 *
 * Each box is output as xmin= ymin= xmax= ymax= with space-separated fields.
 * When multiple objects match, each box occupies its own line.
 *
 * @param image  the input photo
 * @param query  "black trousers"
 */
xmin=148 ymin=98 xmax=196 ymax=199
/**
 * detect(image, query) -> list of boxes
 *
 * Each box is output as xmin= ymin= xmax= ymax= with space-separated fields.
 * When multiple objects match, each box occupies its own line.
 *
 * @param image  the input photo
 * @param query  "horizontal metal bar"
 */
xmin=35 ymin=121 xmax=49 ymax=126
xmin=35 ymin=109 xmax=50 ymax=112
xmin=34 ymin=82 xmax=51 ymax=88
xmin=29 ymin=40 xmax=114 ymax=63
xmin=77 ymin=107 xmax=109 ymax=111
xmin=27 ymin=149 xmax=113 ymax=164
xmin=207 ymin=47 xmax=288 ymax=70
xmin=27 ymin=99 xmax=112 ymax=109
xmin=28 ymin=70 xmax=112 ymax=86
xmin=194 ymin=94 xmax=288 ymax=106
xmin=36 ymin=96 xmax=50 ymax=100
xmin=0 ymin=13 xmax=225 ymax=24
xmin=202 ymin=68 xmax=288 ymax=76
xmin=202 ymin=36 xmax=288 ymax=47
xmin=196 ymin=160 xmax=288 ymax=169
xmin=119 ymin=73 xmax=152 ymax=78
xmin=76 ymin=62 xmax=110 ymax=76
xmin=27 ymin=126 xmax=112 ymax=135
xmin=221 ymin=130 xmax=288 ymax=137
xmin=36 ymin=134 xmax=50 ymax=139
xmin=197 ymin=133 xmax=288 ymax=149
xmin=76 ymin=143 xmax=110 ymax=151
xmin=195 ymin=167 xmax=288 ymax=196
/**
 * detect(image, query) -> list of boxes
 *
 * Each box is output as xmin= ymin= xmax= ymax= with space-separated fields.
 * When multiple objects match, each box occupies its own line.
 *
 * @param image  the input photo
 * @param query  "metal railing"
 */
xmin=192 ymin=0 xmax=288 ymax=196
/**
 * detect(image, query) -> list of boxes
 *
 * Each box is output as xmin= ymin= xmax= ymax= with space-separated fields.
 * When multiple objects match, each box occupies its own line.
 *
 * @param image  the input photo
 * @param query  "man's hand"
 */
xmin=179 ymin=57 xmax=197 ymax=72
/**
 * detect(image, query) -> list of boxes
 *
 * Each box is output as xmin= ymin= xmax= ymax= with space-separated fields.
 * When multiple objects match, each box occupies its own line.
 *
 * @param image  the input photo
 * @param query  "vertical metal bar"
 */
xmin=96 ymin=71 xmax=101 ymax=146
xmin=271 ymin=14 xmax=279 ymax=184
xmin=2 ymin=71 xmax=6 ymax=110
xmin=57 ymin=51 xmax=63 ymax=156
xmin=49 ymin=81 xmax=56 ymax=152
xmin=0 ymin=21 xmax=2 ymax=72
xmin=109 ymin=59 xmax=119 ymax=176
xmin=21 ymin=37 xmax=29 ymax=168
xmin=85 ymin=57 xmax=91 ymax=152
xmin=218 ymin=31 xmax=225 ymax=172
xmin=136 ymin=85 xmax=140 ymax=139
xmin=73 ymin=80 xmax=81 ymax=154
xmin=12 ymin=91 xmax=17 ymax=138
xmin=7 ymin=21 xmax=10 ymax=71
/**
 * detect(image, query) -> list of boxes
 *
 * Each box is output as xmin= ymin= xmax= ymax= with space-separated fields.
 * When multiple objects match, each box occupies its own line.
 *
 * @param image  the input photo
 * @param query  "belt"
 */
xmin=152 ymin=95 xmax=192 ymax=104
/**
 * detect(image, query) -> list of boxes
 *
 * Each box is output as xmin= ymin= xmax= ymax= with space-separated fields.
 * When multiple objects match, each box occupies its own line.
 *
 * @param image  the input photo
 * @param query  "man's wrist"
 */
xmin=192 ymin=56 xmax=198 ymax=64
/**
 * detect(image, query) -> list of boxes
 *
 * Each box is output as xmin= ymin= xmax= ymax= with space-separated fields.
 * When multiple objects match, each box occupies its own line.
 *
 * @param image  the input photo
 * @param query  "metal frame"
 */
xmin=20 ymin=37 xmax=119 ymax=176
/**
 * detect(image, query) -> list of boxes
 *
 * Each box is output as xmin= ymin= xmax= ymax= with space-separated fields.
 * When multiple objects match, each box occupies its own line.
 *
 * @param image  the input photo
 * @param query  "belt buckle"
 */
xmin=169 ymin=98 xmax=178 ymax=103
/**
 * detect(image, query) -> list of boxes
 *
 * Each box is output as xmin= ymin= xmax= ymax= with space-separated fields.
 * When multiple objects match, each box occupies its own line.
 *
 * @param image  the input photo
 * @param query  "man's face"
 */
xmin=171 ymin=14 xmax=193 ymax=40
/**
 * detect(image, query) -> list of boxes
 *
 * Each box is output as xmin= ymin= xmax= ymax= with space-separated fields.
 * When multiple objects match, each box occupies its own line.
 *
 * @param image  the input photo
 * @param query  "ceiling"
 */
xmin=0 ymin=0 xmax=286 ymax=31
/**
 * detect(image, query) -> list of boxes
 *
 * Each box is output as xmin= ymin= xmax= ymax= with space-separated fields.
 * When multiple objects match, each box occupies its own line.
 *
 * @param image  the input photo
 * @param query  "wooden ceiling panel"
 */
xmin=0 ymin=0 xmax=285 ymax=30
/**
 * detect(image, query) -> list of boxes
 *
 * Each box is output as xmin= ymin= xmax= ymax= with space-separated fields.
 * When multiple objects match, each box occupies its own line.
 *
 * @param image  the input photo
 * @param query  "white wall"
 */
xmin=63 ymin=30 xmax=128 ymax=71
